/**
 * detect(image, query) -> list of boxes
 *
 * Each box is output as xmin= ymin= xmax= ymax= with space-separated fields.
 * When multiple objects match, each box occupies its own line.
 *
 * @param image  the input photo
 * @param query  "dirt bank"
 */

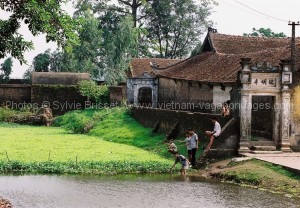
xmin=197 ymin=158 xmax=300 ymax=198
xmin=0 ymin=197 xmax=12 ymax=208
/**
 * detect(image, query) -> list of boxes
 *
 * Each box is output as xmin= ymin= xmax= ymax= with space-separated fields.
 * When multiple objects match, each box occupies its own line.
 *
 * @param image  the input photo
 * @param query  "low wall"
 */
xmin=31 ymin=85 xmax=87 ymax=115
xmin=0 ymin=84 xmax=31 ymax=106
xmin=32 ymin=72 xmax=90 ymax=85
xmin=131 ymin=107 xmax=239 ymax=152
xmin=109 ymin=86 xmax=126 ymax=105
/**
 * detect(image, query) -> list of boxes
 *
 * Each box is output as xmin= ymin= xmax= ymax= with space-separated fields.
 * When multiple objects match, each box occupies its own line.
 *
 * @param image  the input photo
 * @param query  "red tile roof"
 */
xmin=207 ymin=32 xmax=299 ymax=54
xmin=155 ymin=46 xmax=297 ymax=84
xmin=129 ymin=33 xmax=299 ymax=83
xmin=129 ymin=58 xmax=181 ymax=77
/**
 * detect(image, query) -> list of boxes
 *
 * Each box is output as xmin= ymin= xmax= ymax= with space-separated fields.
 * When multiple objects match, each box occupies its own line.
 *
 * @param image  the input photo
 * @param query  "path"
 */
xmin=241 ymin=152 xmax=300 ymax=172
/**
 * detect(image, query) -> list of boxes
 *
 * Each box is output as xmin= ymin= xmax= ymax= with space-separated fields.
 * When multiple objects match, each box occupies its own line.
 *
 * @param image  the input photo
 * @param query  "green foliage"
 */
xmin=0 ymin=0 xmax=80 ymax=63
xmin=55 ymin=112 xmax=91 ymax=133
xmin=0 ymin=123 xmax=173 ymax=174
xmin=243 ymin=27 xmax=286 ymax=37
xmin=261 ymin=160 xmax=300 ymax=180
xmin=22 ymin=66 xmax=33 ymax=83
xmin=56 ymin=108 xmax=194 ymax=159
xmin=101 ymin=16 xmax=138 ymax=85
xmin=220 ymin=159 xmax=300 ymax=197
xmin=47 ymin=3 xmax=138 ymax=84
xmin=91 ymin=0 xmax=215 ymax=61
xmin=32 ymin=49 xmax=51 ymax=72
xmin=0 ymin=108 xmax=16 ymax=122
xmin=190 ymin=42 xmax=202 ymax=57
xmin=58 ymin=6 xmax=104 ymax=77
xmin=144 ymin=0 xmax=214 ymax=58
xmin=0 ymin=57 xmax=13 ymax=83
xmin=0 ymin=107 xmax=34 ymax=122
xmin=78 ymin=80 xmax=109 ymax=103
xmin=0 ymin=160 xmax=174 ymax=175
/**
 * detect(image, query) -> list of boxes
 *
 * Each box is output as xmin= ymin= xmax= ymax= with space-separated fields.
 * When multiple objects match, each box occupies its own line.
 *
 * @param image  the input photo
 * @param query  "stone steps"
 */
xmin=250 ymin=145 xmax=277 ymax=151
xmin=249 ymin=150 xmax=282 ymax=154
xmin=250 ymin=141 xmax=276 ymax=146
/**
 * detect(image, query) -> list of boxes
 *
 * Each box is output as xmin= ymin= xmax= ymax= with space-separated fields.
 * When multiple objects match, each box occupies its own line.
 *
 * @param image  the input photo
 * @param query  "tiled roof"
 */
xmin=128 ymin=33 xmax=299 ymax=83
xmin=207 ymin=32 xmax=299 ymax=54
xmin=155 ymin=46 xmax=298 ymax=83
xmin=129 ymin=58 xmax=181 ymax=77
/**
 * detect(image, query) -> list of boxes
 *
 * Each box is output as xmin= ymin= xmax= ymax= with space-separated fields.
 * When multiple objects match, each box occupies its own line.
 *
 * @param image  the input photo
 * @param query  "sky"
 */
xmin=2 ymin=0 xmax=300 ymax=78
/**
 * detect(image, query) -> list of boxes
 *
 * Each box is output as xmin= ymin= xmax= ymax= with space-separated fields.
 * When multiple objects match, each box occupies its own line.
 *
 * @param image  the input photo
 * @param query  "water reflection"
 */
xmin=0 ymin=174 xmax=299 ymax=208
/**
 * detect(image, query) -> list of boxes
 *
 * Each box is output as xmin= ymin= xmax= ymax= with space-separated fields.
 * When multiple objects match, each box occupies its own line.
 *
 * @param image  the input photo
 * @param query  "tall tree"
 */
xmin=0 ymin=0 xmax=79 ymax=64
xmin=22 ymin=65 xmax=33 ymax=83
xmin=100 ymin=16 xmax=139 ymax=84
xmin=47 ymin=2 xmax=138 ymax=85
xmin=71 ymin=6 xmax=103 ymax=78
xmin=0 ymin=57 xmax=13 ymax=83
xmin=93 ymin=0 xmax=148 ymax=28
xmin=144 ymin=0 xmax=213 ymax=58
xmin=32 ymin=49 xmax=51 ymax=72
xmin=243 ymin=28 xmax=286 ymax=37
xmin=93 ymin=0 xmax=214 ymax=58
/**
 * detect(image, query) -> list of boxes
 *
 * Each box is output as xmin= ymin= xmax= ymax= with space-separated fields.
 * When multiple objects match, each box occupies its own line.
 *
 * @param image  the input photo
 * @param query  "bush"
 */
xmin=54 ymin=109 xmax=110 ymax=133
xmin=78 ymin=80 xmax=109 ymax=103
xmin=0 ymin=108 xmax=16 ymax=122
xmin=58 ymin=112 xmax=91 ymax=133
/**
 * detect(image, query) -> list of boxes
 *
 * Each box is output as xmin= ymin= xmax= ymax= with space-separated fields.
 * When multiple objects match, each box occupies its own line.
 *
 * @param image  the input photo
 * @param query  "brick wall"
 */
xmin=109 ymin=85 xmax=126 ymax=105
xmin=32 ymin=72 xmax=90 ymax=85
xmin=158 ymin=78 xmax=213 ymax=112
xmin=31 ymin=85 xmax=87 ymax=115
xmin=131 ymin=107 xmax=239 ymax=150
xmin=0 ymin=84 xmax=31 ymax=106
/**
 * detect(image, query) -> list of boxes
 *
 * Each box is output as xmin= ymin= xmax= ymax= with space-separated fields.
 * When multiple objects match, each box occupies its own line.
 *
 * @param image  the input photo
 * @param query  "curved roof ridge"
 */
xmin=132 ymin=57 xmax=181 ymax=61
xmin=210 ymin=32 xmax=297 ymax=39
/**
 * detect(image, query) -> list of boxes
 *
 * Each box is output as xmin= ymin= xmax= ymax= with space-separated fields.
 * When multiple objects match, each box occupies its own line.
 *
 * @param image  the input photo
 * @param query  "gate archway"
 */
xmin=138 ymin=87 xmax=152 ymax=107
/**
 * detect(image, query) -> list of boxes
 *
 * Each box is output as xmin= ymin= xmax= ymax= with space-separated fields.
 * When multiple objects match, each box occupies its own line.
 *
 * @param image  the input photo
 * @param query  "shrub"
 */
xmin=58 ymin=112 xmax=91 ymax=133
xmin=78 ymin=80 xmax=109 ymax=103
xmin=0 ymin=108 xmax=16 ymax=122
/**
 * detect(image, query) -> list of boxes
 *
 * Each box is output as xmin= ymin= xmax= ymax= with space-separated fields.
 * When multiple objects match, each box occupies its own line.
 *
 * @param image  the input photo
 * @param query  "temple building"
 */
xmin=127 ymin=30 xmax=300 ymax=153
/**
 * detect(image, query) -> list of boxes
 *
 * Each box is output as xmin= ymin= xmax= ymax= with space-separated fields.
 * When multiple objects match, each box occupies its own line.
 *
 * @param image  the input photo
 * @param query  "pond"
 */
xmin=0 ymin=174 xmax=299 ymax=208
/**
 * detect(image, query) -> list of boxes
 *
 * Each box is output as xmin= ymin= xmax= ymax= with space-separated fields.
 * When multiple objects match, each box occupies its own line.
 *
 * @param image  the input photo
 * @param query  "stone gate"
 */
xmin=237 ymin=58 xmax=292 ymax=153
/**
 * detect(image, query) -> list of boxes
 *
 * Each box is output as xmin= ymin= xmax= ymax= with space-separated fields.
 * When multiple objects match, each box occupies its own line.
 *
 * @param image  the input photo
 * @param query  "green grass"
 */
xmin=217 ymin=159 xmax=300 ymax=197
xmin=55 ymin=107 xmax=192 ymax=159
xmin=0 ymin=107 xmax=197 ymax=174
xmin=0 ymin=107 xmax=32 ymax=122
xmin=0 ymin=123 xmax=175 ymax=174
xmin=0 ymin=124 xmax=170 ymax=163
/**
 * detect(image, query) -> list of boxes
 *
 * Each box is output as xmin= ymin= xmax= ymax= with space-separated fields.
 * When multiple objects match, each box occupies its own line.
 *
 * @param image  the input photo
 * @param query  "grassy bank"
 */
xmin=54 ymin=108 xmax=193 ymax=158
xmin=0 ymin=123 xmax=175 ymax=175
xmin=208 ymin=159 xmax=300 ymax=198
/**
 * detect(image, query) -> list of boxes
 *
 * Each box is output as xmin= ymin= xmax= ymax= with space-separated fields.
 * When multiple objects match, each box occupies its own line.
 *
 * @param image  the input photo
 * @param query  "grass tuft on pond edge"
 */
xmin=0 ymin=160 xmax=178 ymax=175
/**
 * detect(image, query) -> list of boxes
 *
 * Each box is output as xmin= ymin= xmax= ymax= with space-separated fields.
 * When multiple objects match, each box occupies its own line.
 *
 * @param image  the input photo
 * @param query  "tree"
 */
xmin=100 ymin=16 xmax=139 ymax=85
xmin=93 ymin=0 xmax=215 ymax=58
xmin=32 ymin=49 xmax=51 ymax=72
xmin=93 ymin=0 xmax=148 ymax=28
xmin=0 ymin=57 xmax=13 ymax=83
xmin=49 ymin=49 xmax=65 ymax=72
xmin=22 ymin=65 xmax=33 ymax=83
xmin=71 ymin=6 xmax=103 ymax=78
xmin=53 ymin=2 xmax=139 ymax=85
xmin=78 ymin=80 xmax=109 ymax=103
xmin=144 ymin=0 xmax=213 ymax=58
xmin=0 ymin=0 xmax=79 ymax=64
xmin=190 ymin=42 xmax=202 ymax=57
xmin=243 ymin=28 xmax=286 ymax=37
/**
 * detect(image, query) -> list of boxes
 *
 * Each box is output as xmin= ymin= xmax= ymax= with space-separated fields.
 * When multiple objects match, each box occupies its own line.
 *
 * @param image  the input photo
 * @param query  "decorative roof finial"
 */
xmin=208 ymin=27 xmax=218 ymax=33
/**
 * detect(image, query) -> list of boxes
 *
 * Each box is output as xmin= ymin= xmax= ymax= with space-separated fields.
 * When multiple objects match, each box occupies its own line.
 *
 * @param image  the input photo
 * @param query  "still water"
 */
xmin=0 ymin=174 xmax=299 ymax=208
